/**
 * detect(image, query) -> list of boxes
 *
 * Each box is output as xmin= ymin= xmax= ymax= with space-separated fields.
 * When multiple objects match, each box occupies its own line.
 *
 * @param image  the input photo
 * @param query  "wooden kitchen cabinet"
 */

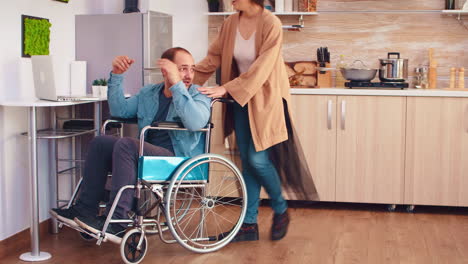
xmin=405 ymin=97 xmax=468 ymax=206
xmin=290 ymin=95 xmax=337 ymax=201
xmin=335 ymin=96 xmax=406 ymax=204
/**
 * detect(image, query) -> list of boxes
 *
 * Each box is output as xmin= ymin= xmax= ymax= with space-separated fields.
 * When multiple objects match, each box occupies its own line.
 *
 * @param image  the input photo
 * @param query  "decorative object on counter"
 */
xmin=450 ymin=67 xmax=457 ymax=89
xmin=285 ymin=61 xmax=318 ymax=87
xmin=92 ymin=78 xmax=108 ymax=98
xmin=335 ymin=55 xmax=347 ymax=88
xmin=21 ymin=15 xmax=51 ymax=58
xmin=207 ymin=0 xmax=220 ymax=12
xmin=428 ymin=48 xmax=438 ymax=89
xmin=378 ymin=52 xmax=408 ymax=83
xmin=414 ymin=66 xmax=428 ymax=89
xmin=446 ymin=0 xmax=456 ymax=9
xmin=458 ymin=67 xmax=465 ymax=89
xmin=123 ymin=0 xmax=140 ymax=13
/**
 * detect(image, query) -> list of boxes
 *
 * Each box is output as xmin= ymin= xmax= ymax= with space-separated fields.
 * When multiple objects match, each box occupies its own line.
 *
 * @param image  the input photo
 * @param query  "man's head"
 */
xmin=161 ymin=47 xmax=195 ymax=88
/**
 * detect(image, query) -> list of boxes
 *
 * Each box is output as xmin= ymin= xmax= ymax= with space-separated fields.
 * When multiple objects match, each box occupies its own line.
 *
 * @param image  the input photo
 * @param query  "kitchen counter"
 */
xmin=291 ymin=88 xmax=468 ymax=97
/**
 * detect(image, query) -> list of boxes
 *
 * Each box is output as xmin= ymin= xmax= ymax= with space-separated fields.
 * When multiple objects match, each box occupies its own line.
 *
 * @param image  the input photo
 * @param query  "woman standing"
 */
xmin=195 ymin=0 xmax=318 ymax=242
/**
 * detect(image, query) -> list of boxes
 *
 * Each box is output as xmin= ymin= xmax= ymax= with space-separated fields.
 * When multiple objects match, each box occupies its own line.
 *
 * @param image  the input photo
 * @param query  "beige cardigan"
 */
xmin=194 ymin=10 xmax=290 ymax=152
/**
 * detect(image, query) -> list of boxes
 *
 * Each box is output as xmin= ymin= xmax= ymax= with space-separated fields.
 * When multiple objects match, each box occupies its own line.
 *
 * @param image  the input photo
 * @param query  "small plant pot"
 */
xmin=100 ymin=86 xmax=108 ymax=99
xmin=92 ymin=85 xmax=101 ymax=97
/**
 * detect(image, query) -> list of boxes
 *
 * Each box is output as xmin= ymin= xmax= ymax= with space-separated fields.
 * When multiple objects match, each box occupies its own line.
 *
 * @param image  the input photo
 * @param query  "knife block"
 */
xmin=317 ymin=63 xmax=332 ymax=88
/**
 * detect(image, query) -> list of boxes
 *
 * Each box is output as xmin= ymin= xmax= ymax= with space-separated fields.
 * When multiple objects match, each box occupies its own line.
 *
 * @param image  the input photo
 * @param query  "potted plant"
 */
xmin=92 ymin=78 xmax=108 ymax=98
xmin=207 ymin=0 xmax=220 ymax=12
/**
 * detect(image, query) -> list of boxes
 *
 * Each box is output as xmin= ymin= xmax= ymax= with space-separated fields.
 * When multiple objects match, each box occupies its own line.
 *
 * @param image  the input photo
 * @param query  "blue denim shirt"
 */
xmin=107 ymin=73 xmax=211 ymax=157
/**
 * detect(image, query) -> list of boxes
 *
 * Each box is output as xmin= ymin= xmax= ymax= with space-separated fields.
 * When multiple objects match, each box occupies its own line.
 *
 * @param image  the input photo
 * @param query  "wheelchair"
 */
xmin=56 ymin=98 xmax=247 ymax=264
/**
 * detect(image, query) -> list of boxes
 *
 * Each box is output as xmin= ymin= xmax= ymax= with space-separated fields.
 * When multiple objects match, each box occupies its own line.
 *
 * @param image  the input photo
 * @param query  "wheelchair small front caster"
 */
xmin=406 ymin=205 xmax=415 ymax=213
xmin=387 ymin=204 xmax=396 ymax=212
xmin=78 ymin=232 xmax=95 ymax=242
xmin=120 ymin=229 xmax=148 ymax=264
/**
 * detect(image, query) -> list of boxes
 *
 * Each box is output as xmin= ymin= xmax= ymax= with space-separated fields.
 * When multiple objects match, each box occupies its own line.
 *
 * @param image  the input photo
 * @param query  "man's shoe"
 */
xmin=74 ymin=215 xmax=127 ymax=244
xmin=271 ymin=210 xmax=289 ymax=241
xmin=218 ymin=223 xmax=259 ymax=243
xmin=50 ymin=207 xmax=85 ymax=228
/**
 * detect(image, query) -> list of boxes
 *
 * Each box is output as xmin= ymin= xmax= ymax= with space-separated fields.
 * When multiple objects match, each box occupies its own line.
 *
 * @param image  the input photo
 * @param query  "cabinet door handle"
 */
xmin=465 ymin=104 xmax=468 ymax=133
xmin=327 ymin=100 xmax=332 ymax=130
xmin=341 ymin=100 xmax=346 ymax=130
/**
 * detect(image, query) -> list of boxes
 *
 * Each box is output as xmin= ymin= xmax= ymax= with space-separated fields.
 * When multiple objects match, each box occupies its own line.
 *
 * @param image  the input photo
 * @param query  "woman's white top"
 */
xmin=233 ymin=27 xmax=256 ymax=74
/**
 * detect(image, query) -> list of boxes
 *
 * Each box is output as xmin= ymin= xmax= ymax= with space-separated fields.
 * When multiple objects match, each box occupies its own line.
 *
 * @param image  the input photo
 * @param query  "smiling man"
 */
xmin=49 ymin=47 xmax=211 ymax=243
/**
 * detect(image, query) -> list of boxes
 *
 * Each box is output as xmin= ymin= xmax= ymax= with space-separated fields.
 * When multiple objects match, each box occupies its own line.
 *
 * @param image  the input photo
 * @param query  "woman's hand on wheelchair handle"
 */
xmin=197 ymin=86 xmax=227 ymax=98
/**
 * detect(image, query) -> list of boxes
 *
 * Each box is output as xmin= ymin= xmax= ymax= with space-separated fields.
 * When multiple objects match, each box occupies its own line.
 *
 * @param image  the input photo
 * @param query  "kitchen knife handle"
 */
xmin=341 ymin=100 xmax=346 ymax=130
xmin=327 ymin=99 xmax=332 ymax=130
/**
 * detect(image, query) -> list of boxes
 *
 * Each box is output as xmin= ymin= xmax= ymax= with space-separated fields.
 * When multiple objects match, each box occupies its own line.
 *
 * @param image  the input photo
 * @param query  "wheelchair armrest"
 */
xmin=101 ymin=117 xmax=138 ymax=135
xmin=109 ymin=117 xmax=138 ymax=124
xmin=151 ymin=121 xmax=185 ymax=129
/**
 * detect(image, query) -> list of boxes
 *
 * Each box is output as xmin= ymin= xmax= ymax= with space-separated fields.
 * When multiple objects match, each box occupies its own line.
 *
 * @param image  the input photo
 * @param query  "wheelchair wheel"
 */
xmin=165 ymin=154 xmax=247 ymax=253
xmin=120 ymin=229 xmax=148 ymax=264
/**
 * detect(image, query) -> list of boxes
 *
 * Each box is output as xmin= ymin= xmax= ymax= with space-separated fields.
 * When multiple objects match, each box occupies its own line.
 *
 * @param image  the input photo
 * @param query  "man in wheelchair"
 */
xmin=50 ymin=47 xmax=211 ymax=243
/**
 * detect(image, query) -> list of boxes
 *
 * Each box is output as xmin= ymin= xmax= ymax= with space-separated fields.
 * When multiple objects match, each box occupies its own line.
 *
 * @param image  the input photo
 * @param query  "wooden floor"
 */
xmin=3 ymin=202 xmax=468 ymax=264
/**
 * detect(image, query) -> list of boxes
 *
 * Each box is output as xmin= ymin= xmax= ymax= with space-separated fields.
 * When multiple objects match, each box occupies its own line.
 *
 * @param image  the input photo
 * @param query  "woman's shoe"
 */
xmin=271 ymin=210 xmax=289 ymax=241
xmin=218 ymin=223 xmax=259 ymax=242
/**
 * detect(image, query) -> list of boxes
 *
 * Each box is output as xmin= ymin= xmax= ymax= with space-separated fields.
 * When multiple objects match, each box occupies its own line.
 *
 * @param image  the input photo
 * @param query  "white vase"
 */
xmin=92 ymin=85 xmax=101 ymax=97
xmin=100 ymin=86 xmax=108 ymax=99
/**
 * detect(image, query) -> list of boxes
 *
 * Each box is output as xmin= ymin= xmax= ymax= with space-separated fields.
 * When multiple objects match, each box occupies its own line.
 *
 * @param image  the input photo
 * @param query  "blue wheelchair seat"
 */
xmin=138 ymin=156 xmax=208 ymax=182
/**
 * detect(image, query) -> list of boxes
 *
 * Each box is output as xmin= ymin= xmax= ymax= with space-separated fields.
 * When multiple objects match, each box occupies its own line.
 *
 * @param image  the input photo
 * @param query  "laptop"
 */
xmin=31 ymin=55 xmax=100 ymax=102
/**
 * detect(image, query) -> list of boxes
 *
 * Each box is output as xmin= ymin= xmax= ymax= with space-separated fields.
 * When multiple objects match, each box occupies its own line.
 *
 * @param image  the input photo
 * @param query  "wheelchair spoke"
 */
xmin=207 ymin=209 xmax=236 ymax=226
xmin=215 ymin=197 xmax=243 ymax=207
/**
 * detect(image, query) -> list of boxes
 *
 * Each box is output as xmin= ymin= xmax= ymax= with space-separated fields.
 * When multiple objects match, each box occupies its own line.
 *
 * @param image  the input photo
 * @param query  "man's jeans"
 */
xmin=76 ymin=136 xmax=173 ymax=219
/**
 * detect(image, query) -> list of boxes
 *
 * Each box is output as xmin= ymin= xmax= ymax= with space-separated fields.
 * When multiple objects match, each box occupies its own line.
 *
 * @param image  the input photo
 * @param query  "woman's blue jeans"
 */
xmin=233 ymin=102 xmax=287 ymax=224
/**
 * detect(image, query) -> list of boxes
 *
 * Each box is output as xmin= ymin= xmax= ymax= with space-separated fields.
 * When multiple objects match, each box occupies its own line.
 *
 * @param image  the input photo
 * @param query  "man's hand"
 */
xmin=157 ymin=59 xmax=181 ymax=86
xmin=112 ymin=56 xmax=135 ymax=74
xmin=197 ymin=86 xmax=227 ymax=98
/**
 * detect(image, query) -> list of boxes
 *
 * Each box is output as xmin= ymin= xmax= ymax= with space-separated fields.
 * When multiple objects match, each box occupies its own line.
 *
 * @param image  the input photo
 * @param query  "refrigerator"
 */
xmin=75 ymin=11 xmax=172 ymax=95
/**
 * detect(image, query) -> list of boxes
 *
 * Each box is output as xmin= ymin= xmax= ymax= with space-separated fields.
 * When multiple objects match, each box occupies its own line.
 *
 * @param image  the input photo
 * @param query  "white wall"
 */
xmin=0 ymin=0 xmax=107 ymax=241
xmin=0 ymin=0 xmax=209 ymax=241
xmin=150 ymin=0 xmax=209 ymax=63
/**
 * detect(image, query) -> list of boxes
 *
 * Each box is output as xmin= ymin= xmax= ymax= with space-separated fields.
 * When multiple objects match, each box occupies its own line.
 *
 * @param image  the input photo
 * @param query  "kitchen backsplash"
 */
xmin=208 ymin=0 xmax=468 ymax=88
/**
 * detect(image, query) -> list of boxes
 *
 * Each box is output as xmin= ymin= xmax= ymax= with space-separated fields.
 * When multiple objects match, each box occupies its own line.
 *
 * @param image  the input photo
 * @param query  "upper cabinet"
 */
xmin=405 ymin=97 xmax=468 ymax=206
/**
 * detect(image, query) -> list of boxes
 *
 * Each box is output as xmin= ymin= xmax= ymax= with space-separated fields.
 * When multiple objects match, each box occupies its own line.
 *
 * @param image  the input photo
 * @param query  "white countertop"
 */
xmin=291 ymin=88 xmax=468 ymax=97
xmin=0 ymin=97 xmax=107 ymax=107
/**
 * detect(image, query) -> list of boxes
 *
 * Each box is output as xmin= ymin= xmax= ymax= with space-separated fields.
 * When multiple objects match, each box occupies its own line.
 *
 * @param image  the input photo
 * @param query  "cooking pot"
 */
xmin=379 ymin=52 xmax=408 ymax=82
xmin=340 ymin=60 xmax=377 ymax=82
